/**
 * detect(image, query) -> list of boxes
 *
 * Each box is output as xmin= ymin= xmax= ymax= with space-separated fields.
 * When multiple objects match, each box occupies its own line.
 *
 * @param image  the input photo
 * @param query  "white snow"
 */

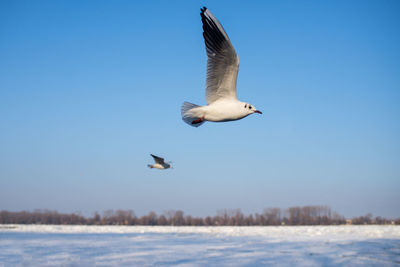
xmin=1 ymin=225 xmax=399 ymax=266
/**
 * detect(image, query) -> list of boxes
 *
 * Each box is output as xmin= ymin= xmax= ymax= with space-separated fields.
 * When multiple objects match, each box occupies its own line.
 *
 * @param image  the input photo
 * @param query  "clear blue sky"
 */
xmin=1 ymin=0 xmax=399 ymax=218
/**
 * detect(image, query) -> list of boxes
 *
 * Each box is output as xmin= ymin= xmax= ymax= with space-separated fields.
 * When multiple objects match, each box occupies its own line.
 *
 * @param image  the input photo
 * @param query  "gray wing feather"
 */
xmin=151 ymin=154 xmax=165 ymax=164
xmin=201 ymin=7 xmax=239 ymax=104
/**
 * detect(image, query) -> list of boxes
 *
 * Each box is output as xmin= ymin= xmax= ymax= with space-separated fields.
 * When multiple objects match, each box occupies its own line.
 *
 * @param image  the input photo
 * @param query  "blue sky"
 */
xmin=1 ymin=0 xmax=399 ymax=218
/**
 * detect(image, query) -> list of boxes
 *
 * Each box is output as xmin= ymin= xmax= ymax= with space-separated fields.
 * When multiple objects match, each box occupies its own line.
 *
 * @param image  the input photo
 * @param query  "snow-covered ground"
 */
xmin=1 ymin=225 xmax=399 ymax=266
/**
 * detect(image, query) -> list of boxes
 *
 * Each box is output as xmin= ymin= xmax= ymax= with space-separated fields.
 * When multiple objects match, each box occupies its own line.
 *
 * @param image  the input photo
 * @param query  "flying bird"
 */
xmin=181 ymin=7 xmax=262 ymax=127
xmin=148 ymin=154 xmax=172 ymax=170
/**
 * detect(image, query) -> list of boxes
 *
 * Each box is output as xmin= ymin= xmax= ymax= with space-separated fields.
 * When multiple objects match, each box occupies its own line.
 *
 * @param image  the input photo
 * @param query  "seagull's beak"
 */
xmin=254 ymin=110 xmax=262 ymax=114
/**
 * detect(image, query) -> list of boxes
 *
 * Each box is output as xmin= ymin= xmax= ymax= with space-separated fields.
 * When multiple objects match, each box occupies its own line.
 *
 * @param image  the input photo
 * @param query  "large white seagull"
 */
xmin=181 ymin=7 xmax=262 ymax=127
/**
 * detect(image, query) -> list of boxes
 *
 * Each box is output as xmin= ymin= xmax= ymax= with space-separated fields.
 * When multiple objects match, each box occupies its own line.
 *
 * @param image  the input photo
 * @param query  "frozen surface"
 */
xmin=1 ymin=225 xmax=399 ymax=266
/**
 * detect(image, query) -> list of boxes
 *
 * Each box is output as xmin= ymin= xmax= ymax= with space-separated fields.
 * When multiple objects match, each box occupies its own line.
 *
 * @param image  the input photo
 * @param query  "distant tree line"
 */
xmin=1 ymin=206 xmax=399 ymax=226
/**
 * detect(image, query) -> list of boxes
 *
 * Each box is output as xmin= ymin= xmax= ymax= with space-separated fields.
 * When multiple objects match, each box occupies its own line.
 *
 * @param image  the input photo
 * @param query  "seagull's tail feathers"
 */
xmin=147 ymin=164 xmax=154 ymax=169
xmin=181 ymin=101 xmax=205 ymax=127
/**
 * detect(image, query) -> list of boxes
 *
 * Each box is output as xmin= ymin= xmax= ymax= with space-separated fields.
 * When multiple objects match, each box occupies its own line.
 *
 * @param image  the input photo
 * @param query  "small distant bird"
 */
xmin=148 ymin=154 xmax=172 ymax=170
xmin=181 ymin=7 xmax=262 ymax=127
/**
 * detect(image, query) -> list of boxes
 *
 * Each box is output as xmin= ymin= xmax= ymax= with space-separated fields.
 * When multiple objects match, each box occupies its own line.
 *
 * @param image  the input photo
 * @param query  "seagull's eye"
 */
xmin=249 ymin=106 xmax=252 ymax=109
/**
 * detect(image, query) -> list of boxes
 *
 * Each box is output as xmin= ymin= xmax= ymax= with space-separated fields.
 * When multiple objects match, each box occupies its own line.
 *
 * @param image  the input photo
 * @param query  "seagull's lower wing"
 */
xmin=201 ymin=7 xmax=239 ymax=104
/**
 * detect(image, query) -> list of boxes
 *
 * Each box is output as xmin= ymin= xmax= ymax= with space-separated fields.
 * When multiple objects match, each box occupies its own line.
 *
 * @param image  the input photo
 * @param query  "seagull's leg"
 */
xmin=191 ymin=117 xmax=204 ymax=125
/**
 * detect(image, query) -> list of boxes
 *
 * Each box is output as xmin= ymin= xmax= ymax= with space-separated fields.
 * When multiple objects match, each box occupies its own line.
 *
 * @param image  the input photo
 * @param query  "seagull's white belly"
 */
xmin=204 ymin=101 xmax=248 ymax=122
xmin=153 ymin=164 xmax=165 ymax=169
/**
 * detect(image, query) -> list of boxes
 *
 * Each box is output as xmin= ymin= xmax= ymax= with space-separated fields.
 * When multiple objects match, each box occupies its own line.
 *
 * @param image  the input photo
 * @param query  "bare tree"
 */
xmin=263 ymin=208 xmax=281 ymax=225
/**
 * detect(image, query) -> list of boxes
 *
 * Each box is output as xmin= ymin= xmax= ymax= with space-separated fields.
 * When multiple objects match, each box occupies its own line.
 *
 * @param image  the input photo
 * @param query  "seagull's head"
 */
xmin=243 ymin=103 xmax=262 ymax=115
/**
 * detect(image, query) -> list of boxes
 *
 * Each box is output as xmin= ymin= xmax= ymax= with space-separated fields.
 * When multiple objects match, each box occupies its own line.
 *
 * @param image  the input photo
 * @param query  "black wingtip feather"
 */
xmin=200 ymin=7 xmax=227 ymax=54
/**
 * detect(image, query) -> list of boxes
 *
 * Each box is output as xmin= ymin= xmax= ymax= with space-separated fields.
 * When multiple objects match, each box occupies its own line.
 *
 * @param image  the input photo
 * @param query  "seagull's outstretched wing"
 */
xmin=201 ymin=7 xmax=239 ymax=104
xmin=151 ymin=154 xmax=165 ymax=165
